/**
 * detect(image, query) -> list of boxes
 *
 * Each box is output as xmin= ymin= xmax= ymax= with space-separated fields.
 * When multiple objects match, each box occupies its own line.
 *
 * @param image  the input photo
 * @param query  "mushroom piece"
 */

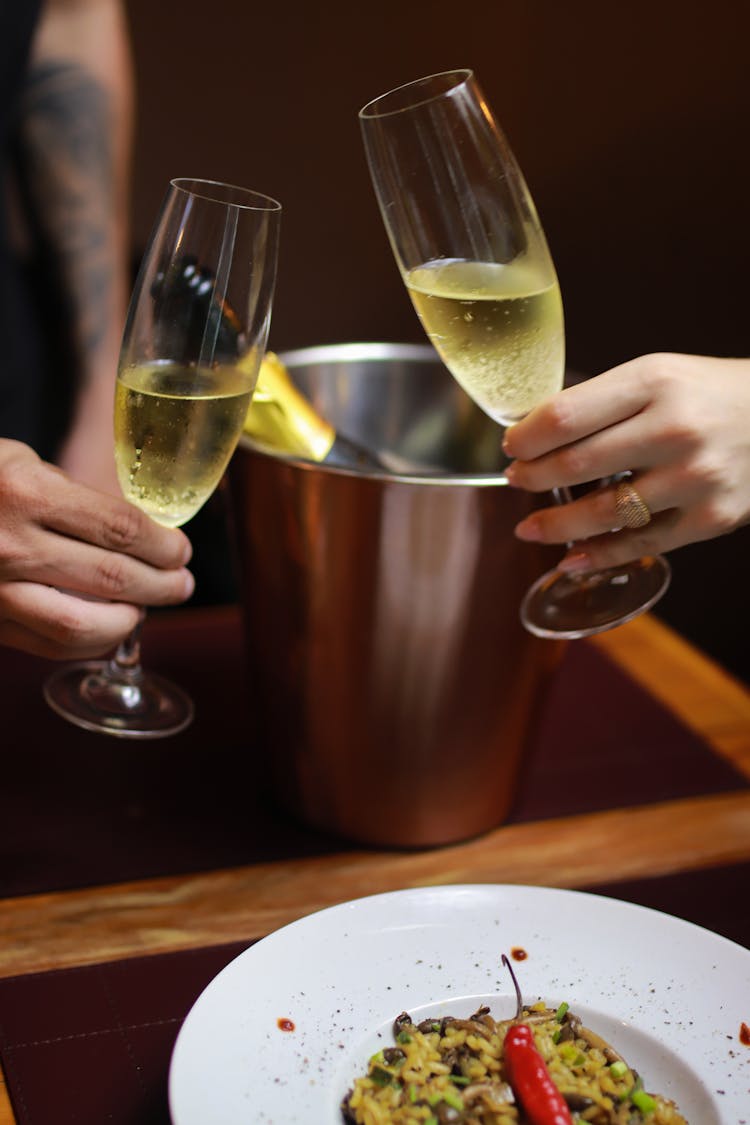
xmin=577 ymin=1024 xmax=625 ymax=1063
xmin=340 ymin=1091 xmax=357 ymax=1122
xmin=448 ymin=1017 xmax=494 ymax=1039
xmin=563 ymin=1092 xmax=596 ymax=1112
xmin=435 ymin=1104 xmax=464 ymax=1124
xmin=462 ymin=1081 xmax=515 ymax=1110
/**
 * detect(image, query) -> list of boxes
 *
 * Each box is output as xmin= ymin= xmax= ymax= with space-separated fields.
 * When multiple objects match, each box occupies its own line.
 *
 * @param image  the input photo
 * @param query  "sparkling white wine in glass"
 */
xmin=44 ymin=178 xmax=281 ymax=737
xmin=115 ymin=361 xmax=254 ymax=527
xmin=405 ymin=255 xmax=564 ymax=425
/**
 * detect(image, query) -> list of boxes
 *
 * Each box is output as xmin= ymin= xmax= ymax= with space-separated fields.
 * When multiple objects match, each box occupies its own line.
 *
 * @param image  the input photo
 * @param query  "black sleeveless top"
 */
xmin=0 ymin=0 xmax=71 ymax=459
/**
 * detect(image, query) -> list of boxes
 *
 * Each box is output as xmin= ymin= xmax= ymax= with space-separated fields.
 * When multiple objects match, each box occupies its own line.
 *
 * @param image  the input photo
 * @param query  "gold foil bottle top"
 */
xmin=244 ymin=352 xmax=386 ymax=470
xmin=244 ymin=352 xmax=336 ymax=461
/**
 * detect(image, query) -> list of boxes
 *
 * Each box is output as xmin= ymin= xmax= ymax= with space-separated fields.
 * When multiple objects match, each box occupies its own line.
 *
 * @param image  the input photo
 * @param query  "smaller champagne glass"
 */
xmin=44 ymin=178 xmax=281 ymax=737
xmin=359 ymin=70 xmax=670 ymax=639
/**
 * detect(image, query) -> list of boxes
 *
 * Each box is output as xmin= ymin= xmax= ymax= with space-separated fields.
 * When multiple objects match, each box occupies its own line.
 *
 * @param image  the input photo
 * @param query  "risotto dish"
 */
xmin=341 ymin=998 xmax=688 ymax=1125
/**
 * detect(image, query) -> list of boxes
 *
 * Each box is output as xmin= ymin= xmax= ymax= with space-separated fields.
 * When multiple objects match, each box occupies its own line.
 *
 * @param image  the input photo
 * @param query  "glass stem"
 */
xmin=108 ymin=608 xmax=146 ymax=681
xmin=552 ymin=486 xmax=575 ymax=552
xmin=552 ymin=476 xmax=621 ymax=568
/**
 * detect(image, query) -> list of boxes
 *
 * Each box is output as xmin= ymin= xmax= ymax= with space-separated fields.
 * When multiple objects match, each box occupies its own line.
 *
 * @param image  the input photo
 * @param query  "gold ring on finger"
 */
xmin=614 ymin=480 xmax=652 ymax=530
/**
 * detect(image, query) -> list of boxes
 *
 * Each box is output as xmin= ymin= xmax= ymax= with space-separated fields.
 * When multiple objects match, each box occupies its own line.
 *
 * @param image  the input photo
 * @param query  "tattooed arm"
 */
xmin=18 ymin=0 xmax=134 ymax=492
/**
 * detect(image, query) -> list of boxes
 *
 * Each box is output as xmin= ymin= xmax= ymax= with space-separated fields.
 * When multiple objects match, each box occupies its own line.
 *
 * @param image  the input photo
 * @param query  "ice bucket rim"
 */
xmin=277 ymin=340 xmax=440 ymax=370
xmin=237 ymin=340 xmax=511 ymax=486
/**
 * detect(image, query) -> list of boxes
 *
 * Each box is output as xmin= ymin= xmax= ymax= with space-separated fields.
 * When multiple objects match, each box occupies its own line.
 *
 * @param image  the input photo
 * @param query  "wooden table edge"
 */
xmin=1 ymin=788 xmax=748 ymax=981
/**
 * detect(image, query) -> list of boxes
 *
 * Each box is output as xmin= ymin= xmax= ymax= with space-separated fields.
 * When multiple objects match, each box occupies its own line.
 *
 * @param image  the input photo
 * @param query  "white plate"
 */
xmin=168 ymin=884 xmax=750 ymax=1123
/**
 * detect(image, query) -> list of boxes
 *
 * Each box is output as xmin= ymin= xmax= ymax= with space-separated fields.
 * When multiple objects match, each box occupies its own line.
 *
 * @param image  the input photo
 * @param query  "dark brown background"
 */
xmin=124 ymin=0 xmax=749 ymax=680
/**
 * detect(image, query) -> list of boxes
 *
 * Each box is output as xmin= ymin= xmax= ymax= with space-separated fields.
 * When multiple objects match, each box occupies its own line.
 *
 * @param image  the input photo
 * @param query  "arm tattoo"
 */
xmin=15 ymin=59 xmax=115 ymax=368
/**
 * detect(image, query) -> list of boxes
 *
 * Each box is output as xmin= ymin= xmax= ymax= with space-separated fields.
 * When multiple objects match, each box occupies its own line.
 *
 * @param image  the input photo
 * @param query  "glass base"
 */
xmin=44 ymin=660 xmax=194 ymax=739
xmin=520 ymin=554 xmax=671 ymax=640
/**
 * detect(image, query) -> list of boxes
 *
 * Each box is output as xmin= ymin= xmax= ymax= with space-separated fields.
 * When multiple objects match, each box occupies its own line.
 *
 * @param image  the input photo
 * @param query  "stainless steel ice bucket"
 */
xmin=228 ymin=343 xmax=563 ymax=847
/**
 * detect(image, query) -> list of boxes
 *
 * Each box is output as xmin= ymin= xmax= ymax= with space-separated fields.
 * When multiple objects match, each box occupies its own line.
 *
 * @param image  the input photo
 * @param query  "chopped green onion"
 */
xmin=632 ymin=1089 xmax=657 ymax=1115
xmin=552 ymin=1028 xmax=562 ymax=1044
xmin=442 ymin=1088 xmax=465 ymax=1111
xmin=555 ymin=1001 xmax=569 ymax=1022
xmin=408 ymin=1084 xmax=418 ymax=1103
xmin=558 ymin=1042 xmax=586 ymax=1067
xmin=396 ymin=1030 xmax=412 ymax=1044
xmin=449 ymin=1075 xmax=470 ymax=1086
xmin=609 ymin=1060 xmax=628 ymax=1079
xmin=368 ymin=1050 xmax=384 ymax=1066
xmin=424 ymin=1117 xmax=438 ymax=1125
xmin=558 ymin=1042 xmax=580 ymax=1061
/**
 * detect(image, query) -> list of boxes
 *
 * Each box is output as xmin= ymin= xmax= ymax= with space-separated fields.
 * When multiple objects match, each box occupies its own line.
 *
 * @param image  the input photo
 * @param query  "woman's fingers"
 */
xmin=503 ymin=358 xmax=655 ymax=462
xmin=554 ymin=518 xmax=705 ymax=576
xmin=504 ymin=360 xmax=711 ymax=494
xmin=0 ymin=583 xmax=144 ymax=660
xmin=503 ymin=352 xmax=726 ymax=487
xmin=505 ymin=411 xmax=673 ymax=493
xmin=514 ymin=469 xmax=745 ymax=573
xmin=503 ymin=354 xmax=750 ymax=571
xmin=514 ymin=473 xmax=673 ymax=545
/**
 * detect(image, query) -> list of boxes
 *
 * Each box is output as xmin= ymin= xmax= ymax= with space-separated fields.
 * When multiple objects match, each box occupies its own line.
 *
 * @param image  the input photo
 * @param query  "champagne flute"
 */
xmin=359 ymin=70 xmax=670 ymax=639
xmin=44 ymin=178 xmax=281 ymax=737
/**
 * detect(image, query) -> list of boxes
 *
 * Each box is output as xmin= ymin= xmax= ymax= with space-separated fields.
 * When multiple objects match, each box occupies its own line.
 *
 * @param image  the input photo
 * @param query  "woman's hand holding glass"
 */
xmin=504 ymin=353 xmax=750 ymax=568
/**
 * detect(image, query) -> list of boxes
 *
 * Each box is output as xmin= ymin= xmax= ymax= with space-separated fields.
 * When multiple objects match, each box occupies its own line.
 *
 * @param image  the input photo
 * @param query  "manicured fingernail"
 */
xmin=504 ymin=462 xmax=518 ymax=484
xmin=502 ymin=423 xmax=517 ymax=454
xmin=515 ymin=518 xmax=541 ymax=541
xmin=558 ymin=552 xmax=592 ymax=574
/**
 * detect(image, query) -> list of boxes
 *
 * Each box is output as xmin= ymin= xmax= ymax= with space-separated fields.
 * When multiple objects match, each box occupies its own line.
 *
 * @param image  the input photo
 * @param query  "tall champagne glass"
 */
xmin=44 ymin=178 xmax=281 ymax=737
xmin=359 ymin=70 xmax=670 ymax=639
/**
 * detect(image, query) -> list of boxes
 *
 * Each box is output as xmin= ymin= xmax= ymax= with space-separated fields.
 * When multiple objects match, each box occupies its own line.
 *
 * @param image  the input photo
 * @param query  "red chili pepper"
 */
xmin=502 ymin=954 xmax=573 ymax=1125
xmin=504 ymin=1022 xmax=573 ymax=1125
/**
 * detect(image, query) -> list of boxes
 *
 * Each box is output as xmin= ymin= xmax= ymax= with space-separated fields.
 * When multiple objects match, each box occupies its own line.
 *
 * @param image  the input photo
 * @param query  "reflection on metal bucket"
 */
xmin=228 ymin=343 xmax=563 ymax=847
